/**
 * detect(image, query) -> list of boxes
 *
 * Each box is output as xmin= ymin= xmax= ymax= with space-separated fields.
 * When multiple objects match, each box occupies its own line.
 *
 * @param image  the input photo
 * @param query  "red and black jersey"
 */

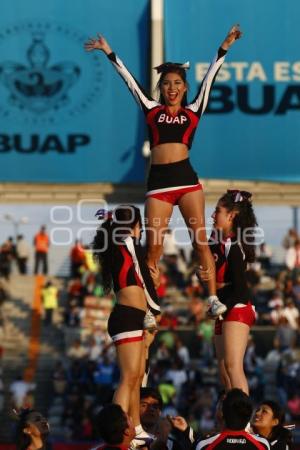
xmin=107 ymin=48 xmax=226 ymax=149
xmin=209 ymin=232 xmax=251 ymax=311
xmin=111 ymin=236 xmax=160 ymax=316
xmin=196 ymin=430 xmax=270 ymax=450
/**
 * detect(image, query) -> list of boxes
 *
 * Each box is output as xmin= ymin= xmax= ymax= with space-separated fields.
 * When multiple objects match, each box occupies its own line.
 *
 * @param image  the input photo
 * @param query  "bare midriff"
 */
xmin=117 ymin=285 xmax=147 ymax=312
xmin=151 ymin=143 xmax=189 ymax=165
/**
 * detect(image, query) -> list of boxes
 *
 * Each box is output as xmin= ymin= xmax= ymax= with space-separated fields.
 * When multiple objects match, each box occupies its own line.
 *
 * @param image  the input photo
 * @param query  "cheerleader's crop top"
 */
xmin=107 ymin=48 xmax=226 ymax=149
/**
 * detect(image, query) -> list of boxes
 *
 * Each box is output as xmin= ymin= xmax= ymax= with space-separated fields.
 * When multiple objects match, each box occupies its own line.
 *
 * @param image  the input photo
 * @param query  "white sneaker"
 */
xmin=143 ymin=310 xmax=157 ymax=331
xmin=130 ymin=431 xmax=154 ymax=449
xmin=207 ymin=295 xmax=227 ymax=318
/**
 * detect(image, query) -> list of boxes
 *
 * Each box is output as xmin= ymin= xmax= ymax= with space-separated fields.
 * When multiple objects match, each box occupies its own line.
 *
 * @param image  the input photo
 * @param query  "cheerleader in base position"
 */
xmin=252 ymin=400 xmax=293 ymax=450
xmin=93 ymin=205 xmax=160 ymax=446
xmin=85 ymin=25 xmax=242 ymax=318
xmin=200 ymin=190 xmax=258 ymax=394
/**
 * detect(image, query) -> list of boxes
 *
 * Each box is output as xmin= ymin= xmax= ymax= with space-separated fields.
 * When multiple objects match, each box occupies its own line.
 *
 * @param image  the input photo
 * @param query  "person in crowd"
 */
xmin=33 ymin=226 xmax=49 ymax=275
xmin=199 ymin=190 xmax=258 ymax=394
xmin=16 ymin=235 xmax=30 ymax=275
xmin=0 ymin=239 xmax=13 ymax=280
xmin=252 ymin=400 xmax=293 ymax=450
xmin=91 ymin=403 xmax=135 ymax=450
xmin=70 ymin=239 xmax=85 ymax=278
xmin=85 ymin=25 xmax=242 ymax=317
xmin=285 ymin=239 xmax=300 ymax=276
xmin=282 ymin=298 xmax=299 ymax=331
xmin=93 ymin=205 xmax=160 ymax=446
xmin=67 ymin=338 xmax=87 ymax=361
xmin=282 ymin=228 xmax=298 ymax=250
xmin=196 ymin=389 xmax=269 ymax=450
xmin=15 ymin=408 xmax=50 ymax=450
xmin=41 ymin=280 xmax=58 ymax=326
xmin=9 ymin=375 xmax=35 ymax=410
xmin=256 ymin=242 xmax=272 ymax=271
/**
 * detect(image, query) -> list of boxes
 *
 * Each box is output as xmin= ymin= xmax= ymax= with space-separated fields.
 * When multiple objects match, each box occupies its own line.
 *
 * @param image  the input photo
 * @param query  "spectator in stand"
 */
xmin=197 ymin=318 xmax=214 ymax=363
xmin=9 ymin=375 xmax=35 ymax=410
xmin=175 ymin=336 xmax=190 ymax=366
xmin=52 ymin=361 xmax=67 ymax=396
xmin=256 ymin=242 xmax=273 ymax=271
xmin=70 ymin=239 xmax=85 ymax=278
xmin=87 ymin=336 xmax=103 ymax=362
xmin=155 ymin=341 xmax=171 ymax=363
xmin=165 ymin=358 xmax=188 ymax=393
xmin=163 ymin=229 xmax=179 ymax=259
xmin=292 ymin=275 xmax=300 ymax=308
xmin=67 ymin=276 xmax=84 ymax=307
xmin=282 ymin=278 xmax=296 ymax=304
xmin=94 ymin=353 xmax=118 ymax=404
xmin=15 ymin=408 xmax=50 ymax=450
xmin=160 ymin=304 xmax=179 ymax=328
xmin=287 ymin=392 xmax=300 ymax=420
xmin=16 ymin=235 xmax=30 ymax=275
xmin=0 ymin=239 xmax=13 ymax=280
xmin=252 ymin=400 xmax=293 ymax=450
xmin=282 ymin=298 xmax=299 ymax=331
xmin=82 ymin=245 xmax=98 ymax=283
xmin=195 ymin=389 xmax=269 ymax=450
xmin=156 ymin=263 xmax=168 ymax=301
xmin=185 ymin=273 xmax=206 ymax=299
xmin=64 ymin=304 xmax=81 ymax=327
xmin=34 ymin=226 xmax=49 ymax=275
xmin=92 ymin=404 xmax=135 ymax=450
xmin=282 ymin=228 xmax=298 ymax=250
xmin=285 ymin=239 xmax=300 ymax=276
xmin=268 ymin=295 xmax=284 ymax=326
xmin=67 ymin=338 xmax=87 ymax=361
xmin=273 ymin=316 xmax=297 ymax=351
xmin=188 ymin=295 xmax=205 ymax=325
xmin=41 ymin=280 xmax=58 ymax=326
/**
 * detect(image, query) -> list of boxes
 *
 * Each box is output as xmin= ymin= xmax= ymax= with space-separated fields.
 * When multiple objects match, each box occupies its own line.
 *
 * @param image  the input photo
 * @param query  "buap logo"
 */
xmin=0 ymin=21 xmax=102 ymax=124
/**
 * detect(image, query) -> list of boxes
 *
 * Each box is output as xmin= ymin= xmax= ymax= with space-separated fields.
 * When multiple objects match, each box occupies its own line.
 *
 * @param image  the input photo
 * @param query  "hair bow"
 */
xmin=227 ymin=190 xmax=252 ymax=203
xmin=95 ymin=209 xmax=113 ymax=220
xmin=154 ymin=61 xmax=190 ymax=73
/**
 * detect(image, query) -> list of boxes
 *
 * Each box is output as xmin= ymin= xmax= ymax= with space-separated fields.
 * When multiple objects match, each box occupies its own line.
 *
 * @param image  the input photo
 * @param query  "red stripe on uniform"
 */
xmin=119 ymin=246 xmax=133 ymax=289
xmin=115 ymin=336 xmax=144 ymax=346
xmin=182 ymin=109 xmax=199 ymax=146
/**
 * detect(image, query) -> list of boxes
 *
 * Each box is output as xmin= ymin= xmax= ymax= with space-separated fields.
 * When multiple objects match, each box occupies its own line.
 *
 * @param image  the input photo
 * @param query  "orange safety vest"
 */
xmin=35 ymin=233 xmax=49 ymax=253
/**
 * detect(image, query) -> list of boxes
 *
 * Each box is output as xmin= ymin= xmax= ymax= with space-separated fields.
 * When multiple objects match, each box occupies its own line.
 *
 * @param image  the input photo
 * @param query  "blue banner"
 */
xmin=164 ymin=0 xmax=300 ymax=182
xmin=0 ymin=0 xmax=149 ymax=182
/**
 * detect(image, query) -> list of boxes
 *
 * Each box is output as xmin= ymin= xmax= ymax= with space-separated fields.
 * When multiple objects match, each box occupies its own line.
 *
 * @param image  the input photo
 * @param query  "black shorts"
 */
xmin=147 ymin=158 xmax=200 ymax=193
xmin=107 ymin=304 xmax=145 ymax=346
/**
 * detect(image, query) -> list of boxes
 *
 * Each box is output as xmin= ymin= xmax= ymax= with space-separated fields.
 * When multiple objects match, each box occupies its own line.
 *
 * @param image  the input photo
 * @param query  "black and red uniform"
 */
xmin=107 ymin=236 xmax=160 ymax=346
xmin=107 ymin=49 xmax=226 ymax=204
xmin=209 ymin=232 xmax=256 ymax=335
xmin=196 ymin=430 xmax=270 ymax=450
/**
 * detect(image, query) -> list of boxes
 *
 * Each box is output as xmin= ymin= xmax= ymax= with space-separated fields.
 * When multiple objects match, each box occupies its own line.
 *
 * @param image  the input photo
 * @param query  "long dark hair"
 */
xmin=256 ymin=400 xmax=293 ymax=446
xmin=218 ymin=190 xmax=258 ymax=262
xmin=93 ymin=205 xmax=142 ymax=293
xmin=156 ymin=67 xmax=188 ymax=106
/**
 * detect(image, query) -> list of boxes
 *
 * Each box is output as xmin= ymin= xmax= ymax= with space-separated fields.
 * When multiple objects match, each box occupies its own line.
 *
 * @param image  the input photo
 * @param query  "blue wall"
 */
xmin=0 ymin=0 xmax=149 ymax=182
xmin=165 ymin=0 xmax=300 ymax=182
